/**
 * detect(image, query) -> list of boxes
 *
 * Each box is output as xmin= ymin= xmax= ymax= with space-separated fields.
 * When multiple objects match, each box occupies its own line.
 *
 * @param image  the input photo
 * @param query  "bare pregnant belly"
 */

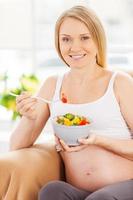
xmin=60 ymin=145 xmax=133 ymax=191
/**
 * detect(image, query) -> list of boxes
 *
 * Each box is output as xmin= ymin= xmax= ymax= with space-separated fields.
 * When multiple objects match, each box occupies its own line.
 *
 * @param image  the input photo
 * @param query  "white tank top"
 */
xmin=50 ymin=72 xmax=131 ymax=139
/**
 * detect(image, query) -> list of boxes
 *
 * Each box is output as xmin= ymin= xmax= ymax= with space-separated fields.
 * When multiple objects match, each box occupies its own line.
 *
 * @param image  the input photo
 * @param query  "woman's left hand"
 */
xmin=56 ymin=133 xmax=97 ymax=153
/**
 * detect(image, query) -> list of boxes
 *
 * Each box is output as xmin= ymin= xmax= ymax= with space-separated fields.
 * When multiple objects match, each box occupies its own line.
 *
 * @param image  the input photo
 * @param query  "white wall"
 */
xmin=0 ymin=0 xmax=32 ymax=48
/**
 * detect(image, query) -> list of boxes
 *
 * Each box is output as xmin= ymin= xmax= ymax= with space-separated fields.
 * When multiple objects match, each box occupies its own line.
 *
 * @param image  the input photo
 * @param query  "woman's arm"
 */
xmin=93 ymin=135 xmax=133 ymax=161
xmin=10 ymin=104 xmax=50 ymax=150
xmin=58 ymin=133 xmax=133 ymax=161
xmin=115 ymin=72 xmax=133 ymax=132
xmin=10 ymin=76 xmax=57 ymax=150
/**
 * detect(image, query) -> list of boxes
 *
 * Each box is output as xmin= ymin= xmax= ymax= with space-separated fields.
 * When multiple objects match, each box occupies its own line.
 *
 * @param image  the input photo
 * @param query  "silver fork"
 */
xmin=9 ymin=92 xmax=59 ymax=104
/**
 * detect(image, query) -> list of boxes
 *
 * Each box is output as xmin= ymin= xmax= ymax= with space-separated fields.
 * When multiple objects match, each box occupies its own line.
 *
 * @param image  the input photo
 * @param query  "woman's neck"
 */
xmin=68 ymin=64 xmax=104 ymax=84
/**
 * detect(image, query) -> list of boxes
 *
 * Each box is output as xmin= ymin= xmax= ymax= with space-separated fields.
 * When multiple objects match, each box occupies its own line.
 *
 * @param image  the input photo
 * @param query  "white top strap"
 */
xmin=107 ymin=71 xmax=118 ymax=92
xmin=52 ymin=74 xmax=64 ymax=101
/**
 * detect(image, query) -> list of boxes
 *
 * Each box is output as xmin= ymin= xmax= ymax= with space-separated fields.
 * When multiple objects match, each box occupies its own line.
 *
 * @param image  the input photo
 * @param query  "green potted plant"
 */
xmin=0 ymin=74 xmax=39 ymax=120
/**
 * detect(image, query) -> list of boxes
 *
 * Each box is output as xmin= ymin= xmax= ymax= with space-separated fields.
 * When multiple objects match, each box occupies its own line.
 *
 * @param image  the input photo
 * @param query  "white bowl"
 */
xmin=52 ymin=119 xmax=92 ymax=146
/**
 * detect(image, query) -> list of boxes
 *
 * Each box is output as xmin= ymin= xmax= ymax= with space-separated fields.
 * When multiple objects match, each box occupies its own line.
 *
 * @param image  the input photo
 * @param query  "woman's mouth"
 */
xmin=69 ymin=54 xmax=86 ymax=60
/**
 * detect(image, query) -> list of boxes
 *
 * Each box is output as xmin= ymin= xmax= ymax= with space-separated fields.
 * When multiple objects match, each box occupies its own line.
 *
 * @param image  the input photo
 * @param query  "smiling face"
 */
xmin=59 ymin=17 xmax=98 ymax=69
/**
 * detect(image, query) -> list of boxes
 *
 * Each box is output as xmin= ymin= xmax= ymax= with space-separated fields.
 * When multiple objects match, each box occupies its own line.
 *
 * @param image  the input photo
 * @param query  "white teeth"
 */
xmin=70 ymin=54 xmax=85 ymax=60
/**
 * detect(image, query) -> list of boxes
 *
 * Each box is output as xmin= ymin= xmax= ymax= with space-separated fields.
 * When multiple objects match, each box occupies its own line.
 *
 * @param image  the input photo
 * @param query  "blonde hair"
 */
xmin=55 ymin=5 xmax=107 ymax=68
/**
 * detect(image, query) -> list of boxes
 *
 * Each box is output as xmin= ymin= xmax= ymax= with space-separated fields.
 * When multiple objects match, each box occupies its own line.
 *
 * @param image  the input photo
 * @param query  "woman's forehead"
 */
xmin=59 ymin=18 xmax=91 ymax=36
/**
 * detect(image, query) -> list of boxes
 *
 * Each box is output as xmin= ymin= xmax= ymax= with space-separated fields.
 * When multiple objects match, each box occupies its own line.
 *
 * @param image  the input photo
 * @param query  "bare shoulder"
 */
xmin=114 ymin=71 xmax=133 ymax=98
xmin=36 ymin=75 xmax=58 ymax=100
xmin=115 ymin=71 xmax=133 ymax=88
xmin=42 ymin=75 xmax=57 ymax=88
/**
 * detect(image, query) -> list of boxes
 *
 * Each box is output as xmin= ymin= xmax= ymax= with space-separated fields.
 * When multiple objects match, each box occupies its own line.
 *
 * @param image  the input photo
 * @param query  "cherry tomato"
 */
xmin=61 ymin=93 xmax=67 ymax=103
xmin=79 ymin=119 xmax=87 ymax=125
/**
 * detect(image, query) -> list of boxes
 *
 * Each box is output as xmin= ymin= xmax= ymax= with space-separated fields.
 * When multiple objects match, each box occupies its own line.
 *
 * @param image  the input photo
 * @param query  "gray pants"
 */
xmin=38 ymin=179 xmax=133 ymax=200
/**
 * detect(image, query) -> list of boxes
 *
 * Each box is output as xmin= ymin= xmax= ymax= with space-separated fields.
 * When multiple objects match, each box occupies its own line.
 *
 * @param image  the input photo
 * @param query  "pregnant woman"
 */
xmin=11 ymin=5 xmax=133 ymax=200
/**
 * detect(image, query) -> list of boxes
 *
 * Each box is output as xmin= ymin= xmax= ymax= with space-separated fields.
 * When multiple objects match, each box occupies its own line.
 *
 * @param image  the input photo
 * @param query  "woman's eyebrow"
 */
xmin=60 ymin=33 xmax=90 ymax=36
xmin=60 ymin=34 xmax=71 ymax=36
xmin=80 ymin=33 xmax=91 ymax=36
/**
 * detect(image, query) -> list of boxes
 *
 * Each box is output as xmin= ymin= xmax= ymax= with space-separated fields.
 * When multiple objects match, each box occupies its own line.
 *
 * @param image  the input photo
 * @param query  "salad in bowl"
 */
xmin=52 ymin=113 xmax=92 ymax=146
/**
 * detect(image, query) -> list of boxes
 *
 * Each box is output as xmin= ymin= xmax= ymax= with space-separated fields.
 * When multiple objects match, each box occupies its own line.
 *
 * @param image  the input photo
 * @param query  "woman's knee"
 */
xmin=38 ymin=180 xmax=69 ymax=200
xmin=85 ymin=189 xmax=115 ymax=200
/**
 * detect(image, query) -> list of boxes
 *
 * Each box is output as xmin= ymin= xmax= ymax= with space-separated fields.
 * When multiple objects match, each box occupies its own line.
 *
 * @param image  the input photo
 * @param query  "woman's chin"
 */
xmin=67 ymin=60 xmax=88 ymax=69
xmin=69 ymin=64 xmax=86 ymax=69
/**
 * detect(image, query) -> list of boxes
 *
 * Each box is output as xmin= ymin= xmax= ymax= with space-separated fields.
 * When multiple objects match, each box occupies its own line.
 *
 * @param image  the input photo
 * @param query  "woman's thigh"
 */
xmin=38 ymin=180 xmax=91 ymax=200
xmin=85 ymin=179 xmax=133 ymax=200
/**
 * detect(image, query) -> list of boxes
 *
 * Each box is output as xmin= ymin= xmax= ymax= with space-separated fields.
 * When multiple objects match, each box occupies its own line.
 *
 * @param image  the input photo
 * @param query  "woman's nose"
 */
xmin=70 ymin=40 xmax=81 ymax=51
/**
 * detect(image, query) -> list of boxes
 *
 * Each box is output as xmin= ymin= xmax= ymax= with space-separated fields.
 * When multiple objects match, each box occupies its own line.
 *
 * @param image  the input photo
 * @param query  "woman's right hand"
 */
xmin=16 ymin=92 xmax=38 ymax=120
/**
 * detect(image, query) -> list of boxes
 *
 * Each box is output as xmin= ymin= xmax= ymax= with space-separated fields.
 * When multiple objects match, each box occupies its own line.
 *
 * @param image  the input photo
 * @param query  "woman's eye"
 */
xmin=81 ymin=36 xmax=90 ymax=41
xmin=62 ymin=37 xmax=70 ymax=42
